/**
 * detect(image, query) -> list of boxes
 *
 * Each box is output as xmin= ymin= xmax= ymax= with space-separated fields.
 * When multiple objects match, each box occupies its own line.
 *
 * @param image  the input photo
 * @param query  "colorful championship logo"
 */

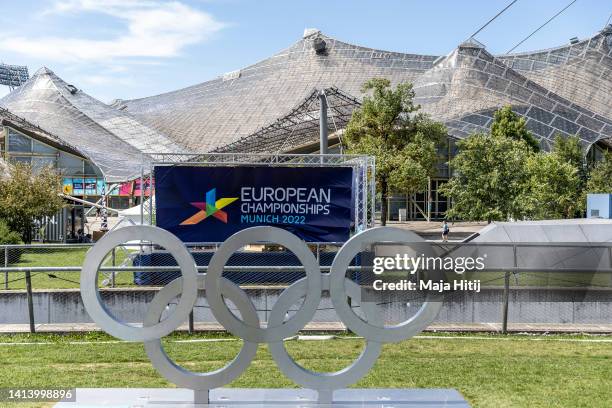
xmin=180 ymin=188 xmax=238 ymax=225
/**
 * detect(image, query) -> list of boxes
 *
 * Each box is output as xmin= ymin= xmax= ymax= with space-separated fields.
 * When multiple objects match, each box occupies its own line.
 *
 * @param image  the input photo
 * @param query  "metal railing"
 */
xmin=1 ymin=241 xmax=611 ymax=334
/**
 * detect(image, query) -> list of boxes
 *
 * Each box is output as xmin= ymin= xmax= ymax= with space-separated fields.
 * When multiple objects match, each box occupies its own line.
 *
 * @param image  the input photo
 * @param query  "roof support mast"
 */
xmin=319 ymin=90 xmax=328 ymax=157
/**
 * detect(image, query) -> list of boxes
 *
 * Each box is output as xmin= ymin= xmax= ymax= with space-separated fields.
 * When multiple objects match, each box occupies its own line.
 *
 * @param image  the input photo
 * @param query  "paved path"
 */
xmin=386 ymin=220 xmax=488 ymax=240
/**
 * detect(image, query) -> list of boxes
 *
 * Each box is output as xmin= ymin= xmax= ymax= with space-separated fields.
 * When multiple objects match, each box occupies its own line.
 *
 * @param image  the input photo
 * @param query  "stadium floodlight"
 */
xmin=0 ymin=63 xmax=29 ymax=89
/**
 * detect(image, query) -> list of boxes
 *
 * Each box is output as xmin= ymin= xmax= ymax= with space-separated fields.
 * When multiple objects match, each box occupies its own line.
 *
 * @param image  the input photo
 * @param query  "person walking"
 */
xmin=442 ymin=220 xmax=450 ymax=242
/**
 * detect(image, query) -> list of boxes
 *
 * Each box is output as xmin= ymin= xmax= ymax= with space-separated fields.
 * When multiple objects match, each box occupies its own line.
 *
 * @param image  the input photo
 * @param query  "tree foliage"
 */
xmin=490 ymin=106 xmax=540 ymax=152
xmin=440 ymin=107 xmax=588 ymax=222
xmin=587 ymin=151 xmax=612 ymax=194
xmin=545 ymin=134 xmax=587 ymax=218
xmin=552 ymin=134 xmax=584 ymax=171
xmin=0 ymin=163 xmax=64 ymax=243
xmin=522 ymin=153 xmax=582 ymax=219
xmin=439 ymin=132 xmax=533 ymax=222
xmin=344 ymin=78 xmax=447 ymax=225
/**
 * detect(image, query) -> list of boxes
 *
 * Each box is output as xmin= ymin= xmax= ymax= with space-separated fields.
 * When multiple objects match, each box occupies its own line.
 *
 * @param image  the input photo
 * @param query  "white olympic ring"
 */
xmin=143 ymin=275 xmax=259 ymax=390
xmin=205 ymin=227 xmax=322 ymax=343
xmin=267 ymin=274 xmax=382 ymax=391
xmin=80 ymin=225 xmax=442 ymax=395
xmin=80 ymin=225 xmax=198 ymax=342
xmin=329 ymin=227 xmax=443 ymax=343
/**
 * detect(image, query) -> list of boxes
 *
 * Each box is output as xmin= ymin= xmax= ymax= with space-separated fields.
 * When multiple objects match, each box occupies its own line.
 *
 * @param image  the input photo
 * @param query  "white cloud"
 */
xmin=77 ymin=74 xmax=132 ymax=86
xmin=0 ymin=1 xmax=225 ymax=62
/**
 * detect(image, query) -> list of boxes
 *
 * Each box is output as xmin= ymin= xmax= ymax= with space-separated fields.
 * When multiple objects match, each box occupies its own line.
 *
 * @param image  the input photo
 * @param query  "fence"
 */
xmin=1 ymin=241 xmax=611 ymax=334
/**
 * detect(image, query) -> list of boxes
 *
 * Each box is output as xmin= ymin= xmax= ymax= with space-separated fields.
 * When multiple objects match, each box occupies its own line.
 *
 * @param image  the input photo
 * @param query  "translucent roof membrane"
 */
xmin=0 ymin=28 xmax=610 ymax=180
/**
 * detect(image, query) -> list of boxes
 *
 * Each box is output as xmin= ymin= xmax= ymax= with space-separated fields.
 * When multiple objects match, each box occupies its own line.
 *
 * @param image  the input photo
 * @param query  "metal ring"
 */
xmin=268 ymin=275 xmax=382 ymax=390
xmin=329 ymin=227 xmax=443 ymax=343
xmin=144 ymin=275 xmax=259 ymax=390
xmin=205 ymin=227 xmax=322 ymax=343
xmin=80 ymin=225 xmax=198 ymax=342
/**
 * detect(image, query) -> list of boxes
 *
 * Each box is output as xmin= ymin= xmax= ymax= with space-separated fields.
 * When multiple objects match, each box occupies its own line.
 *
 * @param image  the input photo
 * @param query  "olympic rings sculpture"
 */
xmin=81 ymin=225 xmax=442 ymax=402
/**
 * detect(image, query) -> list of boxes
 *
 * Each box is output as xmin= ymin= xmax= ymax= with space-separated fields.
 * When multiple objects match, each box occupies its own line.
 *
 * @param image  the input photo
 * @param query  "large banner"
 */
xmin=155 ymin=166 xmax=354 ymax=242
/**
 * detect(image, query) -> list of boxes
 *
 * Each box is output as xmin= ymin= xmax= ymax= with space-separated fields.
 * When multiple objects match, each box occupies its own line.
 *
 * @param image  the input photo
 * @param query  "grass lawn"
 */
xmin=0 ymin=332 xmax=610 ymax=407
xmin=0 ymin=247 xmax=135 ymax=290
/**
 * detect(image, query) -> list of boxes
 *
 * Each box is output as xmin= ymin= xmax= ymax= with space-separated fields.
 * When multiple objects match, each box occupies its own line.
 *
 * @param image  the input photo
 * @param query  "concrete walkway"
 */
xmin=386 ymin=221 xmax=488 ymax=240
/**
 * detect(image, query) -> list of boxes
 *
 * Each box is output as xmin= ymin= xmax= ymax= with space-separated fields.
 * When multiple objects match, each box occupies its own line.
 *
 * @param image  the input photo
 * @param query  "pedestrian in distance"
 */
xmin=442 ymin=220 xmax=450 ymax=242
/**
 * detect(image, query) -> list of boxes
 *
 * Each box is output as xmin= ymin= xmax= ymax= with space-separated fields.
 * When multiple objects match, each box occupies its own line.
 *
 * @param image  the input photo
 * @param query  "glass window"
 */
xmin=58 ymin=152 xmax=84 ymax=176
xmin=32 ymin=157 xmax=57 ymax=171
xmin=83 ymin=160 xmax=100 ymax=176
xmin=8 ymin=131 xmax=31 ymax=153
xmin=33 ymin=140 xmax=57 ymax=155
xmin=10 ymin=156 xmax=31 ymax=165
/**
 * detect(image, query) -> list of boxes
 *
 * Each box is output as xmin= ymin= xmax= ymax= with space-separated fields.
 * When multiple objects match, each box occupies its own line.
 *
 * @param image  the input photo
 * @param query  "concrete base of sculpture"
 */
xmin=54 ymin=388 xmax=470 ymax=407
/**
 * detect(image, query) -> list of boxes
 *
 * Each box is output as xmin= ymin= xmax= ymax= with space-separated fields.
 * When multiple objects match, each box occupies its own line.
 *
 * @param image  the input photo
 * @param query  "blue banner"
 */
xmin=155 ymin=166 xmax=354 ymax=242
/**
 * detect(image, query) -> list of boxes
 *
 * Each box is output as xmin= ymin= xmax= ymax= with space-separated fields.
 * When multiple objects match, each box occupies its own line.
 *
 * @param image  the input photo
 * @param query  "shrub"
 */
xmin=0 ymin=163 xmax=63 ymax=243
xmin=0 ymin=219 xmax=22 ymax=245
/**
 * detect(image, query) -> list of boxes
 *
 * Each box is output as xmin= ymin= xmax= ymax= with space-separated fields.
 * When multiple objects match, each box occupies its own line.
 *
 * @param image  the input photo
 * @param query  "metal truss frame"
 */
xmin=142 ymin=153 xmax=375 ymax=240
xmin=212 ymin=87 xmax=362 ymax=154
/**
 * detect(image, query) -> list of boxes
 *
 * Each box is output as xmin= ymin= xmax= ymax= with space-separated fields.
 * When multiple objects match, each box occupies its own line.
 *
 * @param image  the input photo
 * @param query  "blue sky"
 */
xmin=0 ymin=0 xmax=610 ymax=102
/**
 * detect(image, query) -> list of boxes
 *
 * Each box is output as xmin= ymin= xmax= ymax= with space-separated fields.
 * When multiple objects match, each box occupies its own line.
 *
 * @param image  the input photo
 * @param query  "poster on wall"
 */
xmin=62 ymin=178 xmax=73 ymax=195
xmin=118 ymin=178 xmax=152 ymax=196
xmin=155 ymin=166 xmax=354 ymax=242
xmin=62 ymin=178 xmax=107 ymax=196
xmin=72 ymin=180 xmax=84 ymax=195
xmin=84 ymin=178 xmax=97 ymax=195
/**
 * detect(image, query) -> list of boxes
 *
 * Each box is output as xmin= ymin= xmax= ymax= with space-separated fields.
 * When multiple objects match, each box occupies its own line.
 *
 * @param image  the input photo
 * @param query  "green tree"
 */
xmin=490 ymin=106 xmax=540 ymax=152
xmin=552 ymin=134 xmax=584 ymax=170
xmin=549 ymin=134 xmax=587 ymax=217
xmin=344 ymin=78 xmax=447 ymax=225
xmin=522 ymin=153 xmax=582 ymax=219
xmin=439 ymin=132 xmax=533 ymax=222
xmin=440 ymin=105 xmax=592 ymax=222
xmin=586 ymin=151 xmax=612 ymax=193
xmin=0 ymin=163 xmax=64 ymax=243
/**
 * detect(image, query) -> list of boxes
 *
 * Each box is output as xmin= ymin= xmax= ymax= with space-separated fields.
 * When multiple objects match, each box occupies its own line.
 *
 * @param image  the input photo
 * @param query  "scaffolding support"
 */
xmin=213 ymin=88 xmax=360 ymax=154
